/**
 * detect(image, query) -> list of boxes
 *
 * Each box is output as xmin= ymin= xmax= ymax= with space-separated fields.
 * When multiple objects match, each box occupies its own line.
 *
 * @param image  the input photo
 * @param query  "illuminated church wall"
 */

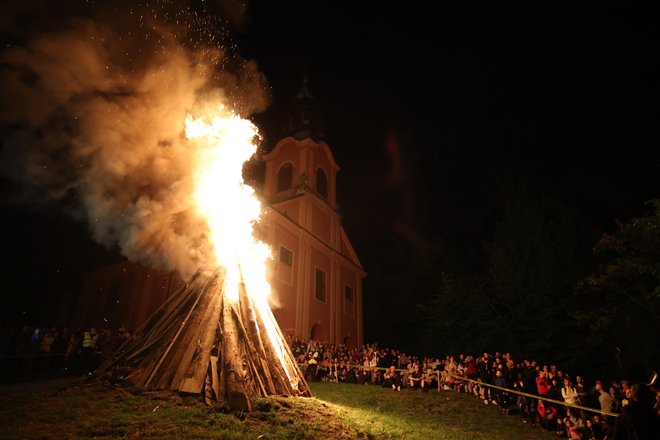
xmin=260 ymin=134 xmax=366 ymax=348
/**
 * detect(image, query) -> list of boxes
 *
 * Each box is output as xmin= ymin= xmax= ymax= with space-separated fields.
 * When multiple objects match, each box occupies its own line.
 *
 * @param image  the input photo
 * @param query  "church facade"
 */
xmin=257 ymin=134 xmax=365 ymax=348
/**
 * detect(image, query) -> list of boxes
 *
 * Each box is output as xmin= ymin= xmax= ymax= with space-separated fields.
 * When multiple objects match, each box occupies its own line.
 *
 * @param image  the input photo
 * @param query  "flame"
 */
xmin=185 ymin=105 xmax=296 ymax=386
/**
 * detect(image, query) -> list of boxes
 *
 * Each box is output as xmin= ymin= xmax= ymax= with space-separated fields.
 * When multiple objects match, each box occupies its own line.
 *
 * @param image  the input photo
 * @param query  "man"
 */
xmin=595 ymin=380 xmax=616 ymax=428
xmin=409 ymin=363 xmax=425 ymax=390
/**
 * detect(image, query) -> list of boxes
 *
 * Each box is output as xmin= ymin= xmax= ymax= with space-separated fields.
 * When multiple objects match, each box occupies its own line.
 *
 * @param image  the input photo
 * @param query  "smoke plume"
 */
xmin=0 ymin=0 xmax=270 ymax=280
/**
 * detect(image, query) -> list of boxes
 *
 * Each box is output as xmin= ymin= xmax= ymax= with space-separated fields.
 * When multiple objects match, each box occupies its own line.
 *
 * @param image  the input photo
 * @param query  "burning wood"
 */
xmin=94 ymin=270 xmax=310 ymax=411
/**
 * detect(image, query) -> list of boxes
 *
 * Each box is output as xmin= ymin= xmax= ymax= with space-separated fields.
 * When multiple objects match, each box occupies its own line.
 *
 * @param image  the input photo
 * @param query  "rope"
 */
xmin=442 ymin=372 xmax=620 ymax=418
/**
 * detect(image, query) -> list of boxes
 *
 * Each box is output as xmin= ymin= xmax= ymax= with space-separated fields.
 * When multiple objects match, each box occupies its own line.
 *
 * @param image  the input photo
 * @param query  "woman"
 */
xmin=562 ymin=378 xmax=580 ymax=406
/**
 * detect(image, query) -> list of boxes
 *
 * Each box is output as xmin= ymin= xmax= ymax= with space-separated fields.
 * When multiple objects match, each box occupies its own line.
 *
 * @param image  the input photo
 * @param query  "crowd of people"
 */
xmin=287 ymin=335 xmax=660 ymax=440
xmin=2 ymin=324 xmax=657 ymax=439
xmin=0 ymin=324 xmax=132 ymax=378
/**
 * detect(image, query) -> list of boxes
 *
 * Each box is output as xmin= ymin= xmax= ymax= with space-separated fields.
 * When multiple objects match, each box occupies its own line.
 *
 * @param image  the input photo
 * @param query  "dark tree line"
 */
xmin=365 ymin=191 xmax=660 ymax=382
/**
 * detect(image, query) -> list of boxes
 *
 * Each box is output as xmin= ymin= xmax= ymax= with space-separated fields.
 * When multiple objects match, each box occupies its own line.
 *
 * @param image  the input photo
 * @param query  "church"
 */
xmin=72 ymin=82 xmax=366 ymax=348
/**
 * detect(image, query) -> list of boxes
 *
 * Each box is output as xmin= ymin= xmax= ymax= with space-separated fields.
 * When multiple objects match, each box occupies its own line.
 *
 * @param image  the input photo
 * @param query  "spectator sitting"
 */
xmin=537 ymin=399 xmax=558 ymax=432
xmin=424 ymin=363 xmax=438 ymax=391
xmin=566 ymin=418 xmax=583 ymax=439
xmin=585 ymin=415 xmax=607 ymax=440
xmin=409 ymin=363 xmax=425 ymax=390
xmin=383 ymin=365 xmax=402 ymax=391
xmin=305 ymin=351 xmax=318 ymax=381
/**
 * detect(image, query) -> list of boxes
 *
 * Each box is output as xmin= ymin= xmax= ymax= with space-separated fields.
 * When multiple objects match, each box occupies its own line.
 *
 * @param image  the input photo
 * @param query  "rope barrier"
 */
xmin=297 ymin=361 xmax=620 ymax=418
xmin=443 ymin=372 xmax=619 ymax=418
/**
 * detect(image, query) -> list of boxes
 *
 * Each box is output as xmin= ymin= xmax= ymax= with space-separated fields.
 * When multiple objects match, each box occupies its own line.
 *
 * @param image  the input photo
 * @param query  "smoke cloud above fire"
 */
xmin=0 ymin=0 xmax=270 ymax=280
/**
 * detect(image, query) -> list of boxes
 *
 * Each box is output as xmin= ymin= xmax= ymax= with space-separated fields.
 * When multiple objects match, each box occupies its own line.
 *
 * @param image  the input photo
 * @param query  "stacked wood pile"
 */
xmin=93 ymin=271 xmax=311 ymax=411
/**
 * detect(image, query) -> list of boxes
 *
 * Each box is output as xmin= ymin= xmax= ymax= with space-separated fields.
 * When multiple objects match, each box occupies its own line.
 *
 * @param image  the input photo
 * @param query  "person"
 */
xmin=595 ymin=380 xmax=616 ymax=428
xmin=383 ymin=365 xmax=402 ymax=391
xmin=492 ymin=368 xmax=508 ymax=409
xmin=305 ymin=351 xmax=318 ymax=381
xmin=566 ymin=418 xmax=583 ymax=439
xmin=575 ymin=375 xmax=589 ymax=420
xmin=409 ymin=363 xmax=425 ymax=390
xmin=612 ymin=383 xmax=660 ymax=440
xmin=563 ymin=378 xmax=580 ymax=406
xmin=585 ymin=416 xmax=606 ymax=440
xmin=537 ymin=399 xmax=558 ymax=431
xmin=536 ymin=370 xmax=551 ymax=397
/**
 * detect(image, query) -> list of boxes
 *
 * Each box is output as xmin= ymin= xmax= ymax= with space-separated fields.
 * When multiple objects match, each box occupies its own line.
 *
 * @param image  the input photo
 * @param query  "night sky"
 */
xmin=1 ymin=1 xmax=659 ymax=344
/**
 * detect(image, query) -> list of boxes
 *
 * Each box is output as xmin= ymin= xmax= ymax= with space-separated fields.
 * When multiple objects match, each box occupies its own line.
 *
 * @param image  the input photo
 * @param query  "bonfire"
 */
xmin=94 ymin=107 xmax=311 ymax=411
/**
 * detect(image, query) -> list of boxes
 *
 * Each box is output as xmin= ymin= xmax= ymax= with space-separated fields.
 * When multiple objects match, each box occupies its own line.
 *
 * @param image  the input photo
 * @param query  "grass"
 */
xmin=0 ymin=378 xmax=554 ymax=439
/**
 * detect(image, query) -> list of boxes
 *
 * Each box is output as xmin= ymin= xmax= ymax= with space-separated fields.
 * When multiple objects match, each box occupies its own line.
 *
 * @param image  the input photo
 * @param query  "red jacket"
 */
xmin=536 ymin=375 xmax=551 ymax=395
xmin=537 ymin=403 xmax=557 ymax=419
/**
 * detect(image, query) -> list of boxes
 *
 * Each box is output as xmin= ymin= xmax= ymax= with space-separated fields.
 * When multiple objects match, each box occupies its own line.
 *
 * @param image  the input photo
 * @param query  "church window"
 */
xmin=344 ymin=285 xmax=353 ymax=302
xmin=279 ymin=246 xmax=293 ymax=267
xmin=316 ymin=167 xmax=328 ymax=199
xmin=277 ymin=163 xmax=293 ymax=192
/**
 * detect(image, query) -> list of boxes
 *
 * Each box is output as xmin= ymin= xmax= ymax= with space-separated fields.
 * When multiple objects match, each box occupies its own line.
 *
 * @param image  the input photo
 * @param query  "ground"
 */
xmin=0 ymin=378 xmax=554 ymax=439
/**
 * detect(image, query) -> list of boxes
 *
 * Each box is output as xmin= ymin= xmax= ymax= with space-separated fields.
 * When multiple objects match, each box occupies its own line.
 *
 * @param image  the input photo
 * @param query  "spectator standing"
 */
xmin=536 ymin=370 xmax=551 ymax=397
xmin=595 ymin=380 xmax=616 ymax=428
xmin=563 ymin=378 xmax=580 ymax=407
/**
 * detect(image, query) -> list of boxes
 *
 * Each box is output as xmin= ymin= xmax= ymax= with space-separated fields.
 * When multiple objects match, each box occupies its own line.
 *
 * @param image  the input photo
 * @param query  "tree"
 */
xmin=575 ymin=199 xmax=660 ymax=380
xmin=484 ymin=198 xmax=587 ymax=364
xmin=420 ymin=195 xmax=589 ymax=364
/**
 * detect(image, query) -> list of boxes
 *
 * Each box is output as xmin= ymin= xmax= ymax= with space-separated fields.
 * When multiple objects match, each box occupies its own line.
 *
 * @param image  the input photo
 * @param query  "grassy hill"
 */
xmin=0 ymin=379 xmax=554 ymax=439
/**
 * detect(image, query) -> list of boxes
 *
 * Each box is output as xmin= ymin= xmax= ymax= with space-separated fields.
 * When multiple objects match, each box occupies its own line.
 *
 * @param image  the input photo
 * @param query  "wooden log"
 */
xmin=209 ymin=355 xmax=220 ymax=401
xmin=266 ymin=300 xmax=312 ymax=397
xmin=157 ymin=278 xmax=220 ymax=389
xmin=204 ymin=374 xmax=213 ymax=405
xmin=219 ymin=295 xmax=251 ymax=412
xmin=230 ymin=305 xmax=277 ymax=395
xmin=178 ymin=279 xmax=225 ymax=394
xmin=142 ymin=278 xmax=210 ymax=388
xmin=94 ymin=268 xmax=311 ymax=410
xmin=247 ymin=355 xmax=268 ymax=397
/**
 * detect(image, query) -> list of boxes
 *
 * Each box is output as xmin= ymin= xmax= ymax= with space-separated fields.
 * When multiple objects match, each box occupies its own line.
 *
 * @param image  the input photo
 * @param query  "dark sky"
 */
xmin=1 ymin=1 xmax=659 ymax=325
xmin=238 ymin=1 xmax=660 ymax=264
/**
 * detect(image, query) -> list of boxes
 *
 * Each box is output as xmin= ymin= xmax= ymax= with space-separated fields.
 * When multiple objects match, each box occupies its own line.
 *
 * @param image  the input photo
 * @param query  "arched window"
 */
xmin=316 ymin=167 xmax=328 ymax=199
xmin=277 ymin=163 xmax=293 ymax=192
xmin=311 ymin=323 xmax=322 ymax=341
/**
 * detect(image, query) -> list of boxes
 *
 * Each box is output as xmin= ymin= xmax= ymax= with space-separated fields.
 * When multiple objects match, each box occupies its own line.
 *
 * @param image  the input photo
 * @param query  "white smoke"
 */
xmin=0 ymin=1 xmax=270 ymax=280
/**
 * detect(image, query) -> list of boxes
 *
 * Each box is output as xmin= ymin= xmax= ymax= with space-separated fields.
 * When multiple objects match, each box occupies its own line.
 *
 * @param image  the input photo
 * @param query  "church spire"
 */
xmin=283 ymin=76 xmax=323 ymax=141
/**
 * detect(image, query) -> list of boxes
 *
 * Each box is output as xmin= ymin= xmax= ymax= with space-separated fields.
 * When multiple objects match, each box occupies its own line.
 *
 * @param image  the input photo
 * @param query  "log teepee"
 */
xmin=93 ymin=270 xmax=311 ymax=411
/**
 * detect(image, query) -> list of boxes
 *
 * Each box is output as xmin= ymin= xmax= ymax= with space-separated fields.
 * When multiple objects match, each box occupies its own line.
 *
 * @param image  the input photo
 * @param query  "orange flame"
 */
xmin=185 ymin=105 xmax=296 ymax=387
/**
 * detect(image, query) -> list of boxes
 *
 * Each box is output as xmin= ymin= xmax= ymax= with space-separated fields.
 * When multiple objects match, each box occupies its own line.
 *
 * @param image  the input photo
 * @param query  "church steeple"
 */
xmin=283 ymin=76 xmax=323 ymax=141
xmin=258 ymin=83 xmax=366 ymax=349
